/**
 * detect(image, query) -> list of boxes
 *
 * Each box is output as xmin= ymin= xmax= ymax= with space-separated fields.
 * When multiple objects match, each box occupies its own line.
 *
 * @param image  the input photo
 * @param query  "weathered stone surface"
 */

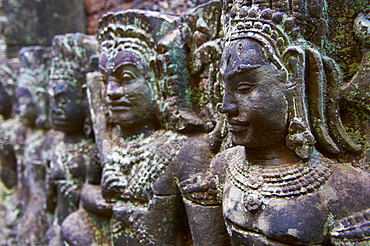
xmin=45 ymin=33 xmax=99 ymax=245
xmin=210 ymin=1 xmax=370 ymax=245
xmin=0 ymin=0 xmax=86 ymax=58
xmin=84 ymin=0 xmax=210 ymax=35
xmin=0 ymin=1 xmax=368 ymax=245
xmin=58 ymin=7 xmax=229 ymax=245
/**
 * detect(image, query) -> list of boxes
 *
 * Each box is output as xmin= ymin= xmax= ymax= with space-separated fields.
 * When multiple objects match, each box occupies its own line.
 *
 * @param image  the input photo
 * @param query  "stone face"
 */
xmin=216 ymin=1 xmax=370 ymax=245
xmin=0 ymin=1 xmax=368 ymax=245
xmin=44 ymin=33 xmax=99 ymax=245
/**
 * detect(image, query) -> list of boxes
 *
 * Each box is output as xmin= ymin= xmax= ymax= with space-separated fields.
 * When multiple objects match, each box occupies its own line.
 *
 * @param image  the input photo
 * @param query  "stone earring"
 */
xmin=286 ymin=117 xmax=315 ymax=160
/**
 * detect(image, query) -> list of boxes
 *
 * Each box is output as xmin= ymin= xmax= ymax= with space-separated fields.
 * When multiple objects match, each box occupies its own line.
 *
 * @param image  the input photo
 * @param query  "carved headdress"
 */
xmin=50 ymin=33 xmax=99 ymax=90
xmin=50 ymin=33 xmax=99 ymax=136
xmin=98 ymin=10 xmax=201 ymax=132
xmin=17 ymin=46 xmax=51 ymax=128
xmin=221 ymin=0 xmax=361 ymax=158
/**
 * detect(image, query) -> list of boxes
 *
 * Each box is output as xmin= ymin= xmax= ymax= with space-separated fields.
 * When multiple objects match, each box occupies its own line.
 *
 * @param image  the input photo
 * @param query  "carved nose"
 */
xmin=107 ymin=79 xmax=124 ymax=100
xmin=52 ymin=104 xmax=63 ymax=115
xmin=220 ymin=96 xmax=238 ymax=115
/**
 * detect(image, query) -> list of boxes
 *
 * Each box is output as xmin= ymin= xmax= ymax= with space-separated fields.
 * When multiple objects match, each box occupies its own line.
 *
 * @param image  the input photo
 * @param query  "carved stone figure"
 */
xmin=0 ymin=62 xmax=18 ymax=189
xmin=0 ymin=82 xmax=12 ymax=120
xmin=9 ymin=46 xmax=57 ymax=245
xmin=209 ymin=1 xmax=370 ymax=245
xmin=342 ymin=11 xmax=370 ymax=114
xmin=0 ymin=62 xmax=18 ymax=244
xmin=341 ymin=10 xmax=370 ymax=167
xmin=45 ymin=33 xmax=99 ymax=246
xmin=62 ymin=9 xmax=228 ymax=246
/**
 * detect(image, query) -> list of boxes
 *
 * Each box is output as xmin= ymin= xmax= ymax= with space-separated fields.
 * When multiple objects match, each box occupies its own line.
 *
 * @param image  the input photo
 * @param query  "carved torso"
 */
xmin=218 ymin=146 xmax=370 ymax=245
xmin=49 ymin=137 xmax=93 ymax=223
xmin=106 ymin=130 xmax=186 ymax=201
xmin=103 ymin=129 xmax=189 ymax=245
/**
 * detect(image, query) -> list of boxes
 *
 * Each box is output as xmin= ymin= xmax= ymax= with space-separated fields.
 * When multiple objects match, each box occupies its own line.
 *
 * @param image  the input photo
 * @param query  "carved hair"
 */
xmin=222 ymin=0 xmax=361 ymax=157
xmin=98 ymin=10 xmax=199 ymax=132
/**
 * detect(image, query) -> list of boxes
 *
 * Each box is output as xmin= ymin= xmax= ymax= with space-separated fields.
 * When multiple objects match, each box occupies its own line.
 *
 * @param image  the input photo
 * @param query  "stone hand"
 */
xmin=180 ymin=173 xmax=221 ymax=205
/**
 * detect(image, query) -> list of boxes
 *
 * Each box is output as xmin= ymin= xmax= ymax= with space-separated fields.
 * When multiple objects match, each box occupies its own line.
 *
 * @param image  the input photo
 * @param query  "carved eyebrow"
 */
xmin=99 ymin=62 xmax=141 ymax=76
xmin=224 ymin=64 xmax=262 ymax=80
xmin=114 ymin=62 xmax=142 ymax=71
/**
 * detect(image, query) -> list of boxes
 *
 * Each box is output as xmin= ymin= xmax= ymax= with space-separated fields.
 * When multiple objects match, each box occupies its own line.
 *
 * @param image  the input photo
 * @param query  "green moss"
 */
xmin=323 ymin=212 xmax=335 ymax=236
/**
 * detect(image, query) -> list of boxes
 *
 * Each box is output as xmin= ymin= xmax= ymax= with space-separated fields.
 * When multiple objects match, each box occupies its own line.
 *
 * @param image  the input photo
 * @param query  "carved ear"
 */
xmin=282 ymin=46 xmax=306 ymax=90
xmin=282 ymin=47 xmax=308 ymax=122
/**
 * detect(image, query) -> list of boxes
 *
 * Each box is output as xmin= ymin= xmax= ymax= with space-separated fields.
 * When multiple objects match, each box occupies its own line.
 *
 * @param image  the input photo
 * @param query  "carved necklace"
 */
xmin=227 ymin=151 xmax=332 ymax=212
xmin=108 ymin=130 xmax=187 ymax=202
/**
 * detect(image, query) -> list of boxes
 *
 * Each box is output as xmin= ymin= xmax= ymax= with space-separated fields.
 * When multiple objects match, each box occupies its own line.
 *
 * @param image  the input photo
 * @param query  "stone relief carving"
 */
xmin=0 ymin=1 xmax=368 ymax=245
xmin=44 ymin=33 xmax=99 ymax=246
xmin=82 ymin=8 xmax=226 ymax=245
xmin=207 ymin=0 xmax=370 ymax=245
xmin=0 ymin=62 xmax=18 ymax=190
xmin=342 ymin=11 xmax=370 ymax=114
xmin=7 ymin=46 xmax=56 ymax=245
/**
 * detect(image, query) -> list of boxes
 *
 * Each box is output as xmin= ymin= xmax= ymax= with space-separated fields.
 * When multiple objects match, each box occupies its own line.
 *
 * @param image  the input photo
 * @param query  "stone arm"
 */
xmin=330 ymin=208 xmax=370 ymax=245
xmin=60 ymin=148 xmax=112 ymax=246
xmin=56 ymin=179 xmax=81 ymax=208
xmin=0 ymin=142 xmax=17 ymax=189
xmin=325 ymin=164 xmax=370 ymax=245
xmin=80 ymin=183 xmax=113 ymax=217
xmin=112 ymin=194 xmax=187 ymax=245
xmin=79 ymin=146 xmax=113 ymax=216
xmin=176 ymin=134 xmax=230 ymax=246
xmin=45 ymin=160 xmax=58 ymax=212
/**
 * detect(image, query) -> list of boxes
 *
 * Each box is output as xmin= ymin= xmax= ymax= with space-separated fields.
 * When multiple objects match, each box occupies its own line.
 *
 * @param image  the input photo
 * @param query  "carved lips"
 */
xmin=52 ymin=115 xmax=67 ymax=127
xmin=107 ymin=99 xmax=132 ymax=111
xmin=227 ymin=119 xmax=250 ymax=132
xmin=52 ymin=118 xmax=67 ymax=126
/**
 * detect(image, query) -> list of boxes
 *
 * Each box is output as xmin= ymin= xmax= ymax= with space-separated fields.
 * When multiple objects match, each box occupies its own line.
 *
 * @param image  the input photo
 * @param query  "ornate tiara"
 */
xmin=224 ymin=5 xmax=306 ymax=58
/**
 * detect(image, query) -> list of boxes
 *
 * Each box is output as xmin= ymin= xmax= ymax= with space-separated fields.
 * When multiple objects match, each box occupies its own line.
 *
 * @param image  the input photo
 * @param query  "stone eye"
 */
xmin=121 ymin=71 xmax=136 ymax=83
xmin=58 ymin=98 xmax=68 ymax=107
xmin=236 ymin=83 xmax=254 ymax=94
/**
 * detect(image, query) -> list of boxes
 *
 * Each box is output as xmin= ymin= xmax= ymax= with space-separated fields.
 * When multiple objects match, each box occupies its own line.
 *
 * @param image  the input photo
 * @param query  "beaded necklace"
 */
xmin=227 ymin=149 xmax=332 ymax=212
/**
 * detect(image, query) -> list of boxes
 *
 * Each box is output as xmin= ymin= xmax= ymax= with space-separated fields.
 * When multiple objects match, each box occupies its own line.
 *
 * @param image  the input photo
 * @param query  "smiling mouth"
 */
xmin=107 ymin=100 xmax=131 ymax=111
xmin=108 ymin=105 xmax=131 ymax=111
xmin=228 ymin=120 xmax=249 ymax=132
xmin=53 ymin=118 xmax=67 ymax=126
